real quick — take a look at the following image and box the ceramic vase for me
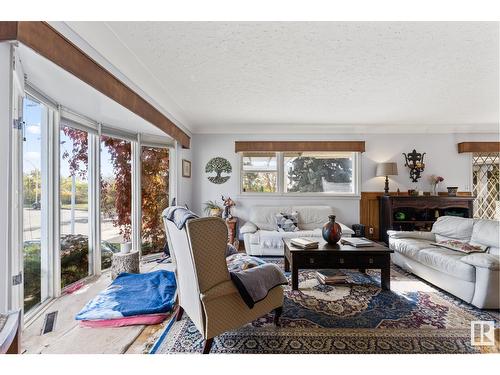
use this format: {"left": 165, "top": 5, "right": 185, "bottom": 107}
{"left": 322, "top": 215, "right": 343, "bottom": 245}
{"left": 431, "top": 182, "right": 439, "bottom": 196}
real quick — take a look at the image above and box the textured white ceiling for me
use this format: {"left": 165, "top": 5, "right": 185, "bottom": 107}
{"left": 66, "top": 22, "right": 499, "bottom": 134}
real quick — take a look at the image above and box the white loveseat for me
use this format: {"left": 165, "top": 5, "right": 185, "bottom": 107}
{"left": 241, "top": 206, "right": 354, "bottom": 256}
{"left": 388, "top": 216, "right": 499, "bottom": 309}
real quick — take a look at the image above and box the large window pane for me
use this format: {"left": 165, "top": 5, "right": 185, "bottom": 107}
{"left": 141, "top": 146, "right": 169, "bottom": 255}
{"left": 242, "top": 154, "right": 277, "bottom": 171}
{"left": 242, "top": 172, "right": 278, "bottom": 193}
{"left": 284, "top": 152, "right": 354, "bottom": 193}
{"left": 23, "top": 95, "right": 50, "bottom": 312}
{"left": 100, "top": 136, "right": 132, "bottom": 269}
{"left": 60, "top": 124, "right": 91, "bottom": 288}
{"left": 241, "top": 152, "right": 278, "bottom": 192}
{"left": 472, "top": 152, "right": 500, "bottom": 220}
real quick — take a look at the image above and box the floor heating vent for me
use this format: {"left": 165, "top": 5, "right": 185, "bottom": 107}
{"left": 41, "top": 311, "right": 58, "bottom": 335}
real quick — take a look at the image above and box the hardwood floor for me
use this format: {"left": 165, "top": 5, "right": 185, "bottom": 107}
{"left": 22, "top": 257, "right": 174, "bottom": 354}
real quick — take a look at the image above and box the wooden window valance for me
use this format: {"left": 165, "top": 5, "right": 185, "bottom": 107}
{"left": 235, "top": 141, "right": 365, "bottom": 153}
{"left": 457, "top": 142, "right": 500, "bottom": 153}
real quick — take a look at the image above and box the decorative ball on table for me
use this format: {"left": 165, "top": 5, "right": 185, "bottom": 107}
{"left": 322, "top": 215, "right": 343, "bottom": 245}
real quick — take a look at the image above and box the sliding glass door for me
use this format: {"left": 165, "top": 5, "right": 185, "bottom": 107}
{"left": 59, "top": 122, "right": 91, "bottom": 288}
{"left": 22, "top": 95, "right": 50, "bottom": 313}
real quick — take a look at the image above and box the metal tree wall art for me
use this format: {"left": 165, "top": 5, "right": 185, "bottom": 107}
{"left": 206, "top": 157, "right": 232, "bottom": 184}
{"left": 403, "top": 149, "right": 426, "bottom": 182}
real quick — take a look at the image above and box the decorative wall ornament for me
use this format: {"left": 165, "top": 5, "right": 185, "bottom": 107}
{"left": 403, "top": 149, "right": 426, "bottom": 183}
{"left": 205, "top": 157, "right": 232, "bottom": 184}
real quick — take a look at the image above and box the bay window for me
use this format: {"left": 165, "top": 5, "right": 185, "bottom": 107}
{"left": 15, "top": 84, "right": 173, "bottom": 318}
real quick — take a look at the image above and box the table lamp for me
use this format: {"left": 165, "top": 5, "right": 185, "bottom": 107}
{"left": 376, "top": 162, "right": 398, "bottom": 195}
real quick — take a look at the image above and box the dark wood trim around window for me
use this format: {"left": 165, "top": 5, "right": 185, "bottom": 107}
{"left": 235, "top": 141, "right": 365, "bottom": 153}
{"left": 457, "top": 142, "right": 500, "bottom": 153}
{"left": 0, "top": 21, "right": 190, "bottom": 148}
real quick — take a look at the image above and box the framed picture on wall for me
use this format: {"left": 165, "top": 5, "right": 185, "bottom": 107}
{"left": 182, "top": 159, "right": 191, "bottom": 178}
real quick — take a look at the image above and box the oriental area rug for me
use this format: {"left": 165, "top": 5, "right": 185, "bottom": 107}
{"left": 151, "top": 260, "right": 499, "bottom": 354}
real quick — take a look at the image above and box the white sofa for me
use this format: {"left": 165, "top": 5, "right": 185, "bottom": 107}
{"left": 241, "top": 206, "right": 354, "bottom": 256}
{"left": 388, "top": 216, "right": 499, "bottom": 309}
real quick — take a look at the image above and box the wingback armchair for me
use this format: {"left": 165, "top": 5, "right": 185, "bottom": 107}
{"left": 164, "top": 216, "right": 284, "bottom": 354}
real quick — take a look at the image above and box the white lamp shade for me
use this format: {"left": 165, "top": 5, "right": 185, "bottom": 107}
{"left": 376, "top": 162, "right": 398, "bottom": 177}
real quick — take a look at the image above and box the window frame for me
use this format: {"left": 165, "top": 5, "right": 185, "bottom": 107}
{"left": 99, "top": 130, "right": 137, "bottom": 268}
{"left": 239, "top": 152, "right": 281, "bottom": 194}
{"left": 20, "top": 88, "right": 58, "bottom": 319}
{"left": 139, "top": 143, "right": 171, "bottom": 257}
{"left": 58, "top": 118, "right": 97, "bottom": 290}
{"left": 471, "top": 151, "right": 500, "bottom": 220}
{"left": 239, "top": 151, "right": 361, "bottom": 197}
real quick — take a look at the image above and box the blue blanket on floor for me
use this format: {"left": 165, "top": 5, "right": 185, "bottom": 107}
{"left": 76, "top": 270, "right": 177, "bottom": 321}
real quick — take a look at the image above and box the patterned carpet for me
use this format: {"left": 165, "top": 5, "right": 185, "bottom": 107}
{"left": 151, "top": 259, "right": 499, "bottom": 354}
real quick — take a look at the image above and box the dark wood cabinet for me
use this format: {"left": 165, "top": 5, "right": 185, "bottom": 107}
{"left": 378, "top": 196, "right": 474, "bottom": 244}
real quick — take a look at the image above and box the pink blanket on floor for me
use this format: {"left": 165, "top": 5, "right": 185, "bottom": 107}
{"left": 79, "top": 313, "right": 169, "bottom": 328}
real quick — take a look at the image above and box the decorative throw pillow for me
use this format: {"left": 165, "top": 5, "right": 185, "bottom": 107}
{"left": 431, "top": 240, "right": 488, "bottom": 254}
{"left": 275, "top": 212, "right": 299, "bottom": 232}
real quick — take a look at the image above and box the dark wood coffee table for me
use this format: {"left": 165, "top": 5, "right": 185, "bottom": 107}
{"left": 283, "top": 239, "right": 394, "bottom": 291}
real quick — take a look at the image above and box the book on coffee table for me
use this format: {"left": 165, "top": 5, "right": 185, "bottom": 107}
{"left": 340, "top": 237, "right": 374, "bottom": 247}
{"left": 290, "top": 237, "right": 319, "bottom": 249}
{"left": 316, "top": 269, "right": 348, "bottom": 284}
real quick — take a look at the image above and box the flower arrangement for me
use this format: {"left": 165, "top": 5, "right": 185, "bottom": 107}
{"left": 429, "top": 175, "right": 444, "bottom": 195}
{"left": 429, "top": 175, "right": 444, "bottom": 185}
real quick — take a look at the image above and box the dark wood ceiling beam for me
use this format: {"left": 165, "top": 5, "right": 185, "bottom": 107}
{"left": 235, "top": 140, "right": 366, "bottom": 153}
{"left": 457, "top": 142, "right": 500, "bottom": 153}
{"left": 0, "top": 21, "right": 190, "bottom": 148}
{"left": 0, "top": 22, "right": 18, "bottom": 41}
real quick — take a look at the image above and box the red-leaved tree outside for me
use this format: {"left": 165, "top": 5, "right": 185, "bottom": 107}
{"left": 62, "top": 127, "right": 169, "bottom": 254}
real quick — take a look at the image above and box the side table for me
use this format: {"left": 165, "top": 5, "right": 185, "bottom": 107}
{"left": 111, "top": 250, "right": 140, "bottom": 280}
{"left": 226, "top": 217, "right": 239, "bottom": 249}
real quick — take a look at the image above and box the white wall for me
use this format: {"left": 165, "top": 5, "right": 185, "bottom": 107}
{"left": 175, "top": 143, "right": 193, "bottom": 209}
{"left": 191, "top": 132, "right": 498, "bottom": 227}
{"left": 0, "top": 43, "right": 11, "bottom": 313}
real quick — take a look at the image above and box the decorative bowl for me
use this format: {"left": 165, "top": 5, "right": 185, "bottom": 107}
{"left": 446, "top": 186, "right": 458, "bottom": 196}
